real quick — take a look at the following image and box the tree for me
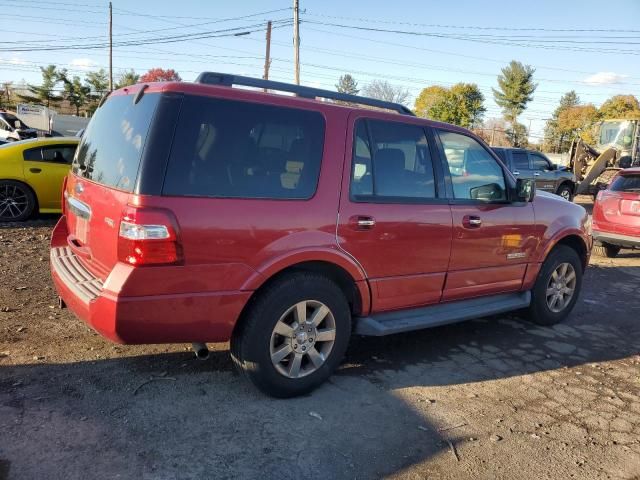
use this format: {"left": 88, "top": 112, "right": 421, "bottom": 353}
{"left": 362, "top": 80, "right": 410, "bottom": 106}
{"left": 599, "top": 94, "right": 640, "bottom": 119}
{"left": 58, "top": 70, "right": 90, "bottom": 116}
{"left": 556, "top": 105, "right": 599, "bottom": 145}
{"left": 506, "top": 122, "right": 529, "bottom": 148}
{"left": 139, "top": 68, "right": 181, "bottom": 83}
{"left": 115, "top": 70, "right": 140, "bottom": 89}
{"left": 543, "top": 90, "right": 581, "bottom": 152}
{"left": 414, "top": 85, "right": 448, "bottom": 118}
{"left": 335, "top": 74, "right": 359, "bottom": 95}
{"left": 84, "top": 69, "right": 109, "bottom": 114}
{"left": 493, "top": 60, "right": 537, "bottom": 145}
{"left": 17, "top": 65, "right": 61, "bottom": 108}
{"left": 414, "top": 83, "right": 485, "bottom": 128}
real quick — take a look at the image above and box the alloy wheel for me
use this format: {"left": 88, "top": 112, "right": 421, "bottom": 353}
{"left": 545, "top": 262, "right": 576, "bottom": 313}
{"left": 269, "top": 300, "right": 336, "bottom": 379}
{"left": 0, "top": 184, "right": 29, "bottom": 220}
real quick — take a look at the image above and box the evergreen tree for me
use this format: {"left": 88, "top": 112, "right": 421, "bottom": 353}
{"left": 17, "top": 65, "right": 61, "bottom": 108}
{"left": 336, "top": 74, "right": 359, "bottom": 95}
{"left": 492, "top": 61, "right": 537, "bottom": 145}
{"left": 115, "top": 70, "right": 140, "bottom": 89}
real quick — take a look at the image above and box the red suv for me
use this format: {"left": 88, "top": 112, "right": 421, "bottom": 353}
{"left": 51, "top": 73, "right": 592, "bottom": 397}
{"left": 592, "top": 168, "right": 640, "bottom": 257}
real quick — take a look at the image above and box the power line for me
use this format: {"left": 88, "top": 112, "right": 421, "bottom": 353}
{"left": 304, "top": 11, "right": 640, "bottom": 34}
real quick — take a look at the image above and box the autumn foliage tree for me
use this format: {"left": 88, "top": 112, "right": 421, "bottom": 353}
{"left": 599, "top": 95, "right": 640, "bottom": 119}
{"left": 415, "top": 83, "right": 486, "bottom": 128}
{"left": 139, "top": 68, "right": 182, "bottom": 83}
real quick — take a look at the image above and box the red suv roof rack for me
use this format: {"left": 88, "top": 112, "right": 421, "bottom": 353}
{"left": 194, "top": 71, "right": 415, "bottom": 116}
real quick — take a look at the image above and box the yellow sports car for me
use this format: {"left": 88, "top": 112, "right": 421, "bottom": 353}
{"left": 0, "top": 137, "right": 79, "bottom": 221}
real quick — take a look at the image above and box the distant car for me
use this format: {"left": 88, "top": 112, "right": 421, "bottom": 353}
{"left": 0, "top": 137, "right": 80, "bottom": 221}
{"left": 592, "top": 168, "right": 640, "bottom": 257}
{"left": 492, "top": 147, "right": 576, "bottom": 201}
{"left": 0, "top": 111, "right": 38, "bottom": 142}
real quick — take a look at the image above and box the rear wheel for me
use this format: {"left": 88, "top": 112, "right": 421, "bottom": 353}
{"left": 593, "top": 242, "right": 620, "bottom": 258}
{"left": 556, "top": 183, "right": 573, "bottom": 201}
{"left": 527, "top": 245, "right": 582, "bottom": 326}
{"left": 231, "top": 273, "right": 351, "bottom": 398}
{"left": 0, "top": 180, "right": 36, "bottom": 222}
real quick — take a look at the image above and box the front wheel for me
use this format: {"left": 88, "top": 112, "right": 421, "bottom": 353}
{"left": 231, "top": 273, "right": 351, "bottom": 398}
{"left": 527, "top": 245, "right": 583, "bottom": 326}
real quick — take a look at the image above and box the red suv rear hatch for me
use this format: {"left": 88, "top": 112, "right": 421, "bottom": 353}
{"left": 593, "top": 171, "right": 640, "bottom": 236}
{"left": 64, "top": 89, "right": 161, "bottom": 280}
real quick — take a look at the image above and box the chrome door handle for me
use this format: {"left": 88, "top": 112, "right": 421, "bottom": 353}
{"left": 357, "top": 218, "right": 376, "bottom": 227}
{"left": 533, "top": 172, "right": 541, "bottom": 176}
{"left": 351, "top": 215, "right": 376, "bottom": 230}
{"left": 513, "top": 171, "right": 520, "bottom": 176}
{"left": 463, "top": 215, "right": 482, "bottom": 228}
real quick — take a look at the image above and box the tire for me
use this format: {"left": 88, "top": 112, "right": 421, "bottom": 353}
{"left": 0, "top": 180, "right": 36, "bottom": 222}
{"left": 231, "top": 273, "right": 351, "bottom": 398}
{"left": 556, "top": 183, "right": 573, "bottom": 201}
{"left": 526, "top": 245, "right": 583, "bottom": 326}
{"left": 593, "top": 242, "right": 620, "bottom": 258}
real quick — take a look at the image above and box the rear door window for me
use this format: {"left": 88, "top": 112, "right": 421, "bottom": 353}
{"left": 72, "top": 92, "right": 160, "bottom": 192}
{"left": 162, "top": 96, "right": 325, "bottom": 199}
{"left": 610, "top": 174, "right": 640, "bottom": 192}
{"left": 350, "top": 119, "right": 436, "bottom": 201}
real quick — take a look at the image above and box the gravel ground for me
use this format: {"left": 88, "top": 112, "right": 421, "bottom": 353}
{"left": 1, "top": 206, "right": 639, "bottom": 480}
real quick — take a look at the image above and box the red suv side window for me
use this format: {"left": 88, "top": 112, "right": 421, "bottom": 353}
{"left": 351, "top": 119, "right": 436, "bottom": 201}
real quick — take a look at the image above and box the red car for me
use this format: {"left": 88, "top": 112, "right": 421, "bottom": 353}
{"left": 51, "top": 74, "right": 591, "bottom": 397}
{"left": 592, "top": 168, "right": 640, "bottom": 257}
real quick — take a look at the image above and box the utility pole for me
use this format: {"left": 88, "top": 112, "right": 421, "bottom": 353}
{"left": 263, "top": 20, "right": 272, "bottom": 91}
{"left": 293, "top": 0, "right": 300, "bottom": 85}
{"left": 109, "top": 1, "right": 113, "bottom": 91}
{"left": 490, "top": 126, "right": 496, "bottom": 146}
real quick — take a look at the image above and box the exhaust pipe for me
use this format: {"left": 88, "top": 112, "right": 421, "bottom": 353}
{"left": 192, "top": 342, "right": 209, "bottom": 360}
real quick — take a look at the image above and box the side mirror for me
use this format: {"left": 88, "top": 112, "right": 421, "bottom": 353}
{"left": 515, "top": 178, "right": 535, "bottom": 202}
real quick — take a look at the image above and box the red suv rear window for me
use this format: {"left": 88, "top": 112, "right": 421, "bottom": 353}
{"left": 610, "top": 174, "right": 640, "bottom": 193}
{"left": 72, "top": 93, "right": 160, "bottom": 192}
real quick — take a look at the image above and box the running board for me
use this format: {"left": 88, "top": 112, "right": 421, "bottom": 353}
{"left": 354, "top": 291, "right": 531, "bottom": 336}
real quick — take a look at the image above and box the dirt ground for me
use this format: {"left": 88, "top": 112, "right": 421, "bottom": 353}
{"left": 1, "top": 202, "right": 639, "bottom": 480}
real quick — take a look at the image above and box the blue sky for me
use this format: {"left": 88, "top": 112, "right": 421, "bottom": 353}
{"left": 1, "top": 0, "right": 639, "bottom": 140}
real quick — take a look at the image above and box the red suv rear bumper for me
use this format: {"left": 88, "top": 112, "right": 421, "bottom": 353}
{"left": 50, "top": 217, "right": 251, "bottom": 344}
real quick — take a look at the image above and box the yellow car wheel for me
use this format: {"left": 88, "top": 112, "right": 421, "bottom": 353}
{"left": 0, "top": 180, "right": 36, "bottom": 222}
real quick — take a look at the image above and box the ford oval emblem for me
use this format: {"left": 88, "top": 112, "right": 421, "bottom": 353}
{"left": 74, "top": 182, "right": 84, "bottom": 195}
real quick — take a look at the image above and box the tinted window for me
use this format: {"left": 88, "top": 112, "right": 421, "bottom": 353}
{"left": 512, "top": 151, "right": 529, "bottom": 170}
{"left": 351, "top": 120, "right": 436, "bottom": 200}
{"left": 438, "top": 130, "right": 506, "bottom": 201}
{"left": 351, "top": 122, "right": 373, "bottom": 196}
{"left": 493, "top": 149, "right": 507, "bottom": 163}
{"left": 23, "top": 147, "right": 42, "bottom": 161}
{"left": 73, "top": 93, "right": 160, "bottom": 192}
{"left": 530, "top": 153, "right": 550, "bottom": 171}
{"left": 43, "top": 145, "right": 76, "bottom": 164}
{"left": 610, "top": 174, "right": 640, "bottom": 192}
{"left": 163, "top": 96, "right": 325, "bottom": 199}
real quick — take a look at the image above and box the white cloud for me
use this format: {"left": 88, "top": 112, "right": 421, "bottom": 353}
{"left": 0, "top": 55, "right": 28, "bottom": 66}
{"left": 69, "top": 58, "right": 97, "bottom": 71}
{"left": 583, "top": 71, "right": 629, "bottom": 85}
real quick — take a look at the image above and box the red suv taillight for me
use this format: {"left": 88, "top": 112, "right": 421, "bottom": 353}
{"left": 117, "top": 206, "right": 182, "bottom": 266}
